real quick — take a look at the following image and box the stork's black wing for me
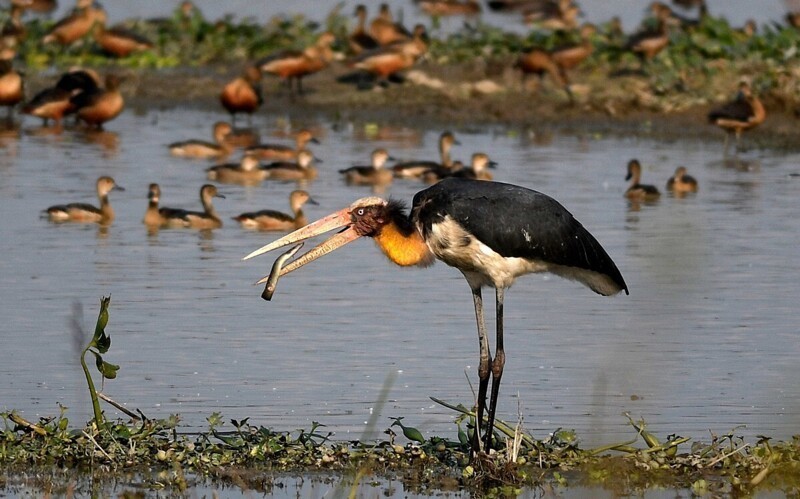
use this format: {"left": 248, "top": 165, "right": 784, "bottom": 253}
{"left": 413, "top": 178, "right": 628, "bottom": 293}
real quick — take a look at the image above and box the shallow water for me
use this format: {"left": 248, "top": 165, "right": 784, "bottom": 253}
{"left": 2, "top": 104, "right": 799, "bottom": 451}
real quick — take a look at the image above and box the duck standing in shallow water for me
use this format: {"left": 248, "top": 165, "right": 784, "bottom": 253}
{"left": 707, "top": 81, "right": 766, "bottom": 153}
{"left": 624, "top": 159, "right": 661, "bottom": 201}
{"left": 220, "top": 65, "right": 262, "bottom": 125}
{"left": 169, "top": 121, "right": 233, "bottom": 159}
{"left": 46, "top": 176, "right": 124, "bottom": 225}
{"left": 233, "top": 190, "right": 318, "bottom": 231}
{"left": 246, "top": 128, "right": 319, "bottom": 161}
{"left": 0, "top": 59, "right": 23, "bottom": 121}
{"left": 666, "top": 166, "right": 698, "bottom": 194}
{"left": 339, "top": 148, "right": 394, "bottom": 186}
{"left": 21, "top": 68, "right": 100, "bottom": 127}
{"left": 260, "top": 149, "right": 319, "bottom": 181}
{"left": 70, "top": 74, "right": 124, "bottom": 129}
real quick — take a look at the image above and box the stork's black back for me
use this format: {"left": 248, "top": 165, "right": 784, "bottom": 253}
{"left": 412, "top": 178, "right": 628, "bottom": 295}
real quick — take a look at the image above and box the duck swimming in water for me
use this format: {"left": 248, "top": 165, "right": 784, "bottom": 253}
{"left": 157, "top": 184, "right": 225, "bottom": 229}
{"left": 393, "top": 130, "right": 460, "bottom": 179}
{"left": 246, "top": 128, "right": 319, "bottom": 161}
{"left": 45, "top": 176, "right": 124, "bottom": 225}
{"left": 206, "top": 153, "right": 267, "bottom": 185}
{"left": 424, "top": 152, "right": 496, "bottom": 182}
{"left": 233, "top": 190, "right": 318, "bottom": 231}
{"left": 169, "top": 121, "right": 234, "bottom": 159}
{"left": 260, "top": 149, "right": 319, "bottom": 181}
{"left": 624, "top": 159, "right": 661, "bottom": 201}
{"left": 339, "top": 148, "right": 394, "bottom": 186}
{"left": 665, "top": 166, "right": 698, "bottom": 194}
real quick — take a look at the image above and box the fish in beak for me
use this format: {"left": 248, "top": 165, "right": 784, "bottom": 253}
{"left": 243, "top": 197, "right": 386, "bottom": 285}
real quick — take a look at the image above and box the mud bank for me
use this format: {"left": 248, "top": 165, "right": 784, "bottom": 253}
{"left": 27, "top": 60, "right": 792, "bottom": 150}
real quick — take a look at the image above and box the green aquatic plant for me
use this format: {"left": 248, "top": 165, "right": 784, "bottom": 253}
{"left": 2, "top": 403, "right": 800, "bottom": 496}
{"left": 390, "top": 416, "right": 426, "bottom": 444}
{"left": 78, "top": 296, "right": 119, "bottom": 430}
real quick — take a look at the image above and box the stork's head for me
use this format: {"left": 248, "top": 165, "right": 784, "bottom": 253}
{"left": 243, "top": 197, "right": 392, "bottom": 283}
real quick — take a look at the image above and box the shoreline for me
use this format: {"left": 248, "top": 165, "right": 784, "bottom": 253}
{"left": 20, "top": 62, "right": 798, "bottom": 151}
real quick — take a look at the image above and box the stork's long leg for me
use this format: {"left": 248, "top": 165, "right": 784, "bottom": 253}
{"left": 470, "top": 285, "right": 491, "bottom": 456}
{"left": 485, "top": 287, "right": 506, "bottom": 450}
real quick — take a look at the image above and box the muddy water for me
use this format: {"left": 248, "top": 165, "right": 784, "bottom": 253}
{"left": 1, "top": 106, "right": 799, "bottom": 450}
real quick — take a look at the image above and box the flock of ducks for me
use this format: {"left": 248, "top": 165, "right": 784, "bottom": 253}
{"left": 0, "top": 0, "right": 770, "bottom": 142}
{"left": 42, "top": 115, "right": 701, "bottom": 232}
{"left": 40, "top": 113, "right": 508, "bottom": 230}
{"left": 0, "top": 0, "right": 771, "bottom": 229}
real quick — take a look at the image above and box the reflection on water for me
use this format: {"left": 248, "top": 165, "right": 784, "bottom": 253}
{"left": 1, "top": 106, "right": 800, "bottom": 451}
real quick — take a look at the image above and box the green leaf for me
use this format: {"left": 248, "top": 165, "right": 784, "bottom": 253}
{"left": 96, "top": 330, "right": 111, "bottom": 354}
{"left": 95, "top": 355, "right": 120, "bottom": 379}
{"left": 91, "top": 296, "right": 111, "bottom": 352}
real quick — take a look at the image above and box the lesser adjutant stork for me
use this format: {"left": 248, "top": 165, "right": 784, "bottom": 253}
{"left": 244, "top": 177, "right": 628, "bottom": 456}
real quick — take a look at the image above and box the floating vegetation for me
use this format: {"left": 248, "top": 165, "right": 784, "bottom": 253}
{"left": 3, "top": 406, "right": 800, "bottom": 496}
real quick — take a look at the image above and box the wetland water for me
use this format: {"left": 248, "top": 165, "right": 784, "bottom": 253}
{"left": 1, "top": 106, "right": 799, "bottom": 451}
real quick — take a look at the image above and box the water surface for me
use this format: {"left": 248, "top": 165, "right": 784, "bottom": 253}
{"left": 2, "top": 104, "right": 799, "bottom": 449}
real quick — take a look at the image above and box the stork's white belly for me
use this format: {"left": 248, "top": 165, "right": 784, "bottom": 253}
{"left": 423, "top": 216, "right": 623, "bottom": 295}
{"left": 425, "top": 217, "right": 549, "bottom": 289}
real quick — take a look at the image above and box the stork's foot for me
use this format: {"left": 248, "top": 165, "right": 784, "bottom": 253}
{"left": 467, "top": 448, "right": 525, "bottom": 485}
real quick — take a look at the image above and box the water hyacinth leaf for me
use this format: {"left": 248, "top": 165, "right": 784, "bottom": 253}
{"left": 95, "top": 330, "right": 111, "bottom": 354}
{"left": 95, "top": 355, "right": 120, "bottom": 379}
{"left": 91, "top": 296, "right": 112, "bottom": 353}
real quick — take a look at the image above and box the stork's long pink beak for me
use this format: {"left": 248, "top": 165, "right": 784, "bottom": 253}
{"left": 242, "top": 206, "right": 363, "bottom": 284}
